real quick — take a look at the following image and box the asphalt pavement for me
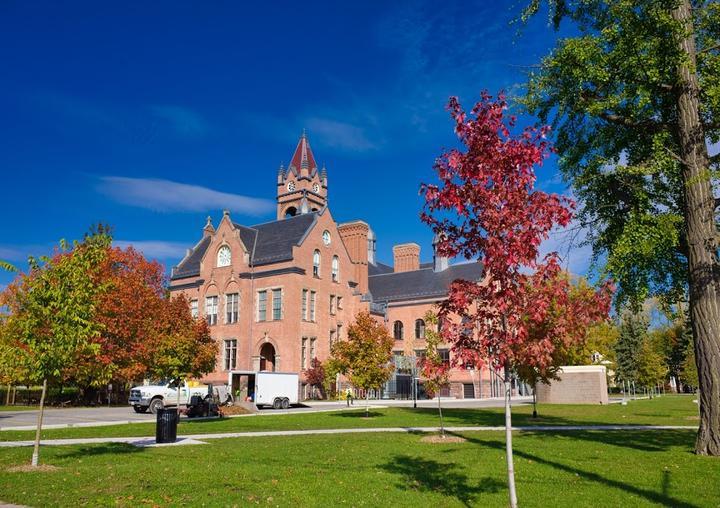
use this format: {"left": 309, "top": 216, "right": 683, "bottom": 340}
{"left": 0, "top": 396, "right": 532, "bottom": 431}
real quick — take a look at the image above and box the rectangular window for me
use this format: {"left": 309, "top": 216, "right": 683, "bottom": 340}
{"left": 226, "top": 293, "right": 239, "bottom": 324}
{"left": 337, "top": 296, "right": 343, "bottom": 310}
{"left": 258, "top": 290, "right": 267, "bottom": 322}
{"left": 301, "top": 337, "right": 307, "bottom": 370}
{"left": 330, "top": 295, "right": 336, "bottom": 315}
{"left": 301, "top": 289, "right": 308, "bottom": 321}
{"left": 224, "top": 339, "right": 237, "bottom": 371}
{"left": 205, "top": 296, "right": 218, "bottom": 326}
{"left": 190, "top": 299, "right": 198, "bottom": 319}
{"left": 310, "top": 291, "right": 316, "bottom": 322}
{"left": 310, "top": 337, "right": 316, "bottom": 363}
{"left": 272, "top": 288, "right": 282, "bottom": 321}
{"left": 337, "top": 323, "right": 343, "bottom": 341}
{"left": 439, "top": 349, "right": 450, "bottom": 367}
{"left": 329, "top": 329, "right": 336, "bottom": 348}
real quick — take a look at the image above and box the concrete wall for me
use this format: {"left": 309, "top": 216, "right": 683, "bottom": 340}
{"left": 536, "top": 366, "right": 609, "bottom": 405}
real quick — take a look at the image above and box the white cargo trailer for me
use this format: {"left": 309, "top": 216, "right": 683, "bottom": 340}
{"left": 228, "top": 371, "right": 299, "bottom": 409}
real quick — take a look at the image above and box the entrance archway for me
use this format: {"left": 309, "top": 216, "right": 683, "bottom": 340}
{"left": 259, "top": 342, "right": 276, "bottom": 372}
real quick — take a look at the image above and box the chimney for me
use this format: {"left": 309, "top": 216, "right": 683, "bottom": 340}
{"left": 393, "top": 243, "right": 420, "bottom": 273}
{"left": 432, "top": 234, "right": 449, "bottom": 272}
{"left": 338, "top": 221, "right": 370, "bottom": 295}
{"left": 367, "top": 229, "right": 377, "bottom": 265}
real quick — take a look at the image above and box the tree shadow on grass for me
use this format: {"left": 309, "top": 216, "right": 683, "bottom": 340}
{"left": 379, "top": 455, "right": 503, "bottom": 507}
{"left": 55, "top": 442, "right": 143, "bottom": 459}
{"left": 463, "top": 434, "right": 700, "bottom": 508}
{"left": 328, "top": 410, "right": 384, "bottom": 419}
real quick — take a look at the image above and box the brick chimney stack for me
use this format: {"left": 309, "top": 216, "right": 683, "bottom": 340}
{"left": 393, "top": 243, "right": 420, "bottom": 273}
{"left": 338, "top": 221, "right": 370, "bottom": 295}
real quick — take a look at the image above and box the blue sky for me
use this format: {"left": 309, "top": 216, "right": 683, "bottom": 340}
{"left": 0, "top": 0, "right": 584, "bottom": 287}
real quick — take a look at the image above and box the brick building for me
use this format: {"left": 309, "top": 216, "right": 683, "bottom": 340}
{"left": 169, "top": 133, "right": 495, "bottom": 399}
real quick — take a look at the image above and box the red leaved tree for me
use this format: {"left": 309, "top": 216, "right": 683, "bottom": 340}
{"left": 421, "top": 93, "right": 612, "bottom": 507}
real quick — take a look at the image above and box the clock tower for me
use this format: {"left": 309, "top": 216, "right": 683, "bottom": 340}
{"left": 276, "top": 131, "right": 328, "bottom": 220}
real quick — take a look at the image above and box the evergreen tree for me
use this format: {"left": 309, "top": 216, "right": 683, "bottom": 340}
{"left": 614, "top": 312, "right": 648, "bottom": 386}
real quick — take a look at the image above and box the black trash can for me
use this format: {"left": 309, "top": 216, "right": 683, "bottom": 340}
{"left": 155, "top": 408, "right": 179, "bottom": 443}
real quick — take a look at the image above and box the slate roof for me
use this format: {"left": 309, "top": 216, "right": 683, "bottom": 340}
{"left": 368, "top": 261, "right": 393, "bottom": 276}
{"left": 368, "top": 261, "right": 484, "bottom": 303}
{"left": 171, "top": 213, "right": 317, "bottom": 280}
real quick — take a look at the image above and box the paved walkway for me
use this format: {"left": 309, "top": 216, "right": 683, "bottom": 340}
{"left": 0, "top": 425, "right": 697, "bottom": 449}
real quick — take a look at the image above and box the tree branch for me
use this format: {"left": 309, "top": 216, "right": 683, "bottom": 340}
{"left": 698, "top": 41, "right": 720, "bottom": 55}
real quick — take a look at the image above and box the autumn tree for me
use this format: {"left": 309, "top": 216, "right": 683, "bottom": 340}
{"left": 0, "top": 228, "right": 111, "bottom": 467}
{"left": 305, "top": 358, "right": 327, "bottom": 399}
{"left": 422, "top": 93, "right": 612, "bottom": 507}
{"left": 637, "top": 336, "right": 667, "bottom": 395}
{"left": 522, "top": 0, "right": 720, "bottom": 455}
{"left": 329, "top": 311, "right": 394, "bottom": 416}
{"left": 420, "top": 312, "right": 451, "bottom": 437}
{"left": 147, "top": 294, "right": 217, "bottom": 411}
{"left": 516, "top": 273, "right": 611, "bottom": 418}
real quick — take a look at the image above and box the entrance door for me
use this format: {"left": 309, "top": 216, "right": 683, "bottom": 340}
{"left": 463, "top": 383, "right": 475, "bottom": 399}
{"left": 259, "top": 343, "right": 276, "bottom": 372}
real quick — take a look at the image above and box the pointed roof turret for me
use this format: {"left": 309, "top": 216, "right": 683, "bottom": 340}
{"left": 287, "top": 130, "right": 318, "bottom": 177}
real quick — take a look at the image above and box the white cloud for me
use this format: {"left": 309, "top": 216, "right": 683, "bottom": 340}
{"left": 114, "top": 240, "right": 189, "bottom": 260}
{"left": 305, "top": 117, "right": 378, "bottom": 152}
{"left": 151, "top": 105, "right": 209, "bottom": 136}
{"left": 96, "top": 176, "right": 274, "bottom": 216}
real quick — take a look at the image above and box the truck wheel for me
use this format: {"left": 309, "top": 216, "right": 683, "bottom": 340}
{"left": 133, "top": 405, "right": 148, "bottom": 414}
{"left": 149, "top": 398, "right": 164, "bottom": 414}
{"left": 272, "top": 398, "right": 282, "bottom": 410}
{"left": 281, "top": 398, "right": 290, "bottom": 409}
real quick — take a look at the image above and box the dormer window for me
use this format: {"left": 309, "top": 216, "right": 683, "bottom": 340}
{"left": 217, "top": 246, "right": 231, "bottom": 267}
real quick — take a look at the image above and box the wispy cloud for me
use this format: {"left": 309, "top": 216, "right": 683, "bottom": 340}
{"left": 96, "top": 176, "right": 274, "bottom": 216}
{"left": 150, "top": 105, "right": 209, "bottom": 137}
{"left": 305, "top": 117, "right": 378, "bottom": 152}
{"left": 114, "top": 240, "right": 189, "bottom": 260}
{"left": 0, "top": 244, "right": 54, "bottom": 262}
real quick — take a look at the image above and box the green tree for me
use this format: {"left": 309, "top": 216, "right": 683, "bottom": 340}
{"left": 0, "top": 228, "right": 111, "bottom": 466}
{"left": 614, "top": 311, "right": 648, "bottom": 390}
{"left": 329, "top": 311, "right": 394, "bottom": 416}
{"left": 0, "top": 261, "right": 16, "bottom": 272}
{"left": 522, "top": 0, "right": 720, "bottom": 454}
{"left": 682, "top": 344, "right": 700, "bottom": 390}
{"left": 637, "top": 336, "right": 667, "bottom": 394}
{"left": 419, "top": 312, "right": 450, "bottom": 436}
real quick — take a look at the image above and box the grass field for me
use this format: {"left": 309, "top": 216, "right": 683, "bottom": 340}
{"left": 0, "top": 395, "right": 700, "bottom": 442}
{"left": 1, "top": 429, "right": 717, "bottom": 507}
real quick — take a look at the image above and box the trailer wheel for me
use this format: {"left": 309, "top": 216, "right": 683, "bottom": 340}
{"left": 272, "top": 398, "right": 282, "bottom": 410}
{"left": 281, "top": 398, "right": 290, "bottom": 409}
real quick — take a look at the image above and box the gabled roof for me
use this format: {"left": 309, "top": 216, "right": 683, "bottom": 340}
{"left": 368, "top": 261, "right": 484, "bottom": 303}
{"left": 170, "top": 213, "right": 318, "bottom": 280}
{"left": 286, "top": 131, "right": 318, "bottom": 178}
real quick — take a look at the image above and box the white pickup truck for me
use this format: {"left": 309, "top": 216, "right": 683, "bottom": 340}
{"left": 128, "top": 380, "right": 209, "bottom": 414}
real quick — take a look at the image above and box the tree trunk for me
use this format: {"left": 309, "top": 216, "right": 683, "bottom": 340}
{"left": 365, "top": 391, "right": 370, "bottom": 417}
{"left": 504, "top": 365, "right": 518, "bottom": 508}
{"left": 437, "top": 393, "right": 445, "bottom": 438}
{"left": 532, "top": 388, "right": 538, "bottom": 418}
{"left": 672, "top": 0, "right": 720, "bottom": 456}
{"left": 31, "top": 379, "right": 48, "bottom": 467}
{"left": 5, "top": 385, "right": 10, "bottom": 406}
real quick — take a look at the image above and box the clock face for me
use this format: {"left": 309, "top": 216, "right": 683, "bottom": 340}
{"left": 287, "top": 181, "right": 296, "bottom": 192}
{"left": 312, "top": 183, "right": 320, "bottom": 193}
{"left": 322, "top": 230, "right": 331, "bottom": 246}
{"left": 217, "top": 246, "right": 231, "bottom": 267}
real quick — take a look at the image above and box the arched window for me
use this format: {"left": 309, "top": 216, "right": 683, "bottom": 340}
{"left": 415, "top": 319, "right": 426, "bottom": 339}
{"left": 284, "top": 206, "right": 297, "bottom": 218}
{"left": 217, "top": 245, "right": 231, "bottom": 267}
{"left": 331, "top": 256, "right": 339, "bottom": 282}
{"left": 313, "top": 250, "right": 321, "bottom": 277}
{"left": 393, "top": 321, "right": 404, "bottom": 340}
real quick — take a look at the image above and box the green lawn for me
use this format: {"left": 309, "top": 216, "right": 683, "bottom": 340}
{"left": 1, "top": 429, "right": 717, "bottom": 507}
{"left": 0, "top": 395, "right": 699, "bottom": 442}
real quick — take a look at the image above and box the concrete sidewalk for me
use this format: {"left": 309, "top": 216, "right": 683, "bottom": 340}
{"left": 0, "top": 424, "right": 697, "bottom": 449}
